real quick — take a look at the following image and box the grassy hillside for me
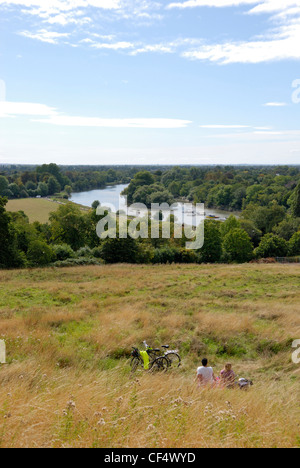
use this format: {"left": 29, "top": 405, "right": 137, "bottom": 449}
{"left": 6, "top": 198, "right": 61, "bottom": 223}
{"left": 6, "top": 198, "right": 89, "bottom": 223}
{"left": 0, "top": 264, "right": 299, "bottom": 448}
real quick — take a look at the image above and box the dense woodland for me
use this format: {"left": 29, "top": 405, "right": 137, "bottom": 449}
{"left": 0, "top": 164, "right": 300, "bottom": 269}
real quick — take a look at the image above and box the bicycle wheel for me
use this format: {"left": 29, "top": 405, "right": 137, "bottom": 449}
{"left": 165, "top": 352, "right": 181, "bottom": 368}
{"left": 149, "top": 356, "right": 169, "bottom": 372}
{"left": 130, "top": 357, "right": 141, "bottom": 372}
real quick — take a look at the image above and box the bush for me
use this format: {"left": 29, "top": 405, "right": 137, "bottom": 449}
{"left": 27, "top": 240, "right": 54, "bottom": 266}
{"left": 52, "top": 257, "right": 103, "bottom": 267}
{"left": 152, "top": 247, "right": 178, "bottom": 264}
{"left": 255, "top": 234, "right": 289, "bottom": 259}
{"left": 92, "top": 246, "right": 103, "bottom": 258}
{"left": 76, "top": 246, "right": 94, "bottom": 258}
{"left": 101, "top": 237, "right": 140, "bottom": 264}
{"left": 52, "top": 244, "right": 75, "bottom": 261}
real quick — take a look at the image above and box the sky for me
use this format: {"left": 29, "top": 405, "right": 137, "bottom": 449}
{"left": 0, "top": 0, "right": 300, "bottom": 166}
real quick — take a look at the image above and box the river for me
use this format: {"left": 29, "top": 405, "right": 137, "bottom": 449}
{"left": 70, "top": 184, "right": 239, "bottom": 224}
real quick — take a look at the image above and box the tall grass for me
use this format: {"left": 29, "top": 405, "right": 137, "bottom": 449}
{"left": 0, "top": 264, "right": 299, "bottom": 447}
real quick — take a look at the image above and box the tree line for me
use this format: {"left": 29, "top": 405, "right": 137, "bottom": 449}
{"left": 0, "top": 164, "right": 142, "bottom": 200}
{"left": 124, "top": 165, "right": 300, "bottom": 212}
{"left": 0, "top": 169, "right": 299, "bottom": 269}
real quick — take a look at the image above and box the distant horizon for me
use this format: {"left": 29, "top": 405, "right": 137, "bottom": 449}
{"left": 1, "top": 163, "right": 300, "bottom": 168}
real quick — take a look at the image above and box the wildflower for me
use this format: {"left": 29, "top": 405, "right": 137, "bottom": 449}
{"left": 147, "top": 424, "right": 156, "bottom": 431}
{"left": 97, "top": 418, "right": 106, "bottom": 426}
{"left": 66, "top": 400, "right": 76, "bottom": 411}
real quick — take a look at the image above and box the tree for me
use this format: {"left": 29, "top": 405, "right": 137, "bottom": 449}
{"left": 49, "top": 203, "right": 88, "bottom": 250}
{"left": 242, "top": 202, "right": 286, "bottom": 234}
{"left": 64, "top": 185, "right": 72, "bottom": 197}
{"left": 101, "top": 237, "right": 140, "bottom": 264}
{"left": 290, "top": 182, "right": 300, "bottom": 218}
{"left": 239, "top": 219, "right": 262, "bottom": 247}
{"left": 8, "top": 183, "right": 20, "bottom": 198}
{"left": 273, "top": 216, "right": 300, "bottom": 241}
{"left": 37, "top": 182, "right": 48, "bottom": 197}
{"left": 199, "top": 220, "right": 222, "bottom": 263}
{"left": 47, "top": 176, "right": 61, "bottom": 195}
{"left": 149, "top": 190, "right": 174, "bottom": 205}
{"left": 254, "top": 234, "right": 288, "bottom": 259}
{"left": 223, "top": 228, "right": 253, "bottom": 263}
{"left": 92, "top": 200, "right": 100, "bottom": 210}
{"left": 0, "top": 176, "right": 9, "bottom": 196}
{"left": 220, "top": 215, "right": 239, "bottom": 238}
{"left": 27, "top": 240, "right": 54, "bottom": 266}
{"left": 0, "top": 197, "right": 23, "bottom": 268}
{"left": 288, "top": 232, "right": 300, "bottom": 256}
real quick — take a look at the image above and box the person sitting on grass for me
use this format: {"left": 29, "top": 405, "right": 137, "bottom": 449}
{"left": 196, "top": 358, "right": 216, "bottom": 388}
{"left": 220, "top": 363, "right": 236, "bottom": 388}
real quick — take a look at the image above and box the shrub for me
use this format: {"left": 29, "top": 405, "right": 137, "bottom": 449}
{"left": 52, "top": 244, "right": 75, "bottom": 261}
{"left": 52, "top": 257, "right": 103, "bottom": 267}
{"left": 27, "top": 240, "right": 54, "bottom": 266}
{"left": 92, "top": 246, "right": 103, "bottom": 258}
{"left": 152, "top": 247, "right": 178, "bottom": 264}
{"left": 101, "top": 237, "right": 140, "bottom": 264}
{"left": 76, "top": 246, "right": 94, "bottom": 258}
{"left": 255, "top": 234, "right": 289, "bottom": 259}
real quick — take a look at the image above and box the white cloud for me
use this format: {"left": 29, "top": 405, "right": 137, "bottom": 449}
{"left": 0, "top": 0, "right": 120, "bottom": 11}
{"left": 20, "top": 29, "right": 70, "bottom": 44}
{"left": 0, "top": 99, "right": 191, "bottom": 128}
{"left": 131, "top": 43, "right": 174, "bottom": 55}
{"left": 91, "top": 41, "right": 135, "bottom": 50}
{"left": 0, "top": 101, "right": 57, "bottom": 117}
{"left": 199, "top": 124, "right": 251, "bottom": 129}
{"left": 169, "top": 1, "right": 300, "bottom": 64}
{"left": 183, "top": 29, "right": 300, "bottom": 63}
{"left": 264, "top": 102, "right": 287, "bottom": 107}
{"left": 0, "top": 0, "right": 160, "bottom": 26}
{"left": 167, "top": 0, "right": 257, "bottom": 10}
{"left": 35, "top": 115, "right": 192, "bottom": 128}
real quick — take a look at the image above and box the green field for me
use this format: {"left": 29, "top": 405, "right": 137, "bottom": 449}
{"left": 6, "top": 198, "right": 88, "bottom": 223}
{"left": 0, "top": 263, "right": 299, "bottom": 448}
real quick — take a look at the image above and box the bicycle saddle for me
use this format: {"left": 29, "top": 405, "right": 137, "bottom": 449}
{"left": 162, "top": 345, "right": 169, "bottom": 349}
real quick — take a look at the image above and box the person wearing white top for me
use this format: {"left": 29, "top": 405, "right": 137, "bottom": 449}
{"left": 196, "top": 358, "right": 215, "bottom": 387}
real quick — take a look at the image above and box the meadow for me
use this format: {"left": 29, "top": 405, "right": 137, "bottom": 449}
{"left": 0, "top": 263, "right": 299, "bottom": 448}
{"left": 6, "top": 198, "right": 88, "bottom": 224}
{"left": 6, "top": 198, "right": 62, "bottom": 224}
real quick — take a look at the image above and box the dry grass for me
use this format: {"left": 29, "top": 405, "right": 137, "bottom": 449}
{"left": 6, "top": 198, "right": 87, "bottom": 223}
{"left": 0, "top": 264, "right": 299, "bottom": 448}
{"left": 6, "top": 198, "right": 60, "bottom": 223}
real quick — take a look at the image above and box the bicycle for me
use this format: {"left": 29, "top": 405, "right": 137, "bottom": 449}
{"left": 143, "top": 341, "right": 181, "bottom": 368}
{"left": 130, "top": 347, "right": 169, "bottom": 373}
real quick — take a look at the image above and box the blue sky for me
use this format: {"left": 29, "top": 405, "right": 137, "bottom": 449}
{"left": 0, "top": 0, "right": 300, "bottom": 165}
